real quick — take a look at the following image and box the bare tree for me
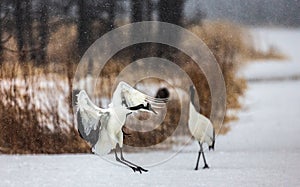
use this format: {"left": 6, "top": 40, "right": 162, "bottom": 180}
{"left": 158, "top": 0, "right": 185, "bottom": 26}
{"left": 77, "top": 0, "right": 92, "bottom": 58}
{"left": 0, "top": 2, "right": 4, "bottom": 63}
{"left": 24, "top": 0, "right": 35, "bottom": 60}
{"left": 130, "top": 0, "right": 143, "bottom": 60}
{"left": 14, "top": 0, "right": 25, "bottom": 62}
{"left": 144, "top": 0, "right": 153, "bottom": 21}
{"left": 107, "top": 0, "right": 116, "bottom": 31}
{"left": 0, "top": 1, "right": 13, "bottom": 64}
{"left": 131, "top": 0, "right": 143, "bottom": 23}
{"left": 12, "top": 0, "right": 36, "bottom": 63}
{"left": 156, "top": 0, "right": 186, "bottom": 59}
{"left": 37, "top": 0, "right": 49, "bottom": 65}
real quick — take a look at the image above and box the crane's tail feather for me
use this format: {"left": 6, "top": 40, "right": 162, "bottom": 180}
{"left": 209, "top": 129, "right": 215, "bottom": 151}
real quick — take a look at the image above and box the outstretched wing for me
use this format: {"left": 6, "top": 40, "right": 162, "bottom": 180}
{"left": 111, "top": 81, "right": 168, "bottom": 108}
{"left": 76, "top": 90, "right": 107, "bottom": 146}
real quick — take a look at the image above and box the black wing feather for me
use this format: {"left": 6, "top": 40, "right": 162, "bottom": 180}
{"left": 77, "top": 111, "right": 100, "bottom": 146}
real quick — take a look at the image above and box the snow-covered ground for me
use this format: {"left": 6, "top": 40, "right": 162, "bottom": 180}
{"left": 1, "top": 28, "right": 300, "bottom": 186}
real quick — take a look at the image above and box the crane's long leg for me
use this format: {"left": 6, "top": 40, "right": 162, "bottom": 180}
{"left": 119, "top": 146, "right": 148, "bottom": 172}
{"left": 194, "top": 144, "right": 202, "bottom": 170}
{"left": 114, "top": 144, "right": 148, "bottom": 173}
{"left": 199, "top": 142, "right": 209, "bottom": 169}
{"left": 114, "top": 148, "right": 142, "bottom": 173}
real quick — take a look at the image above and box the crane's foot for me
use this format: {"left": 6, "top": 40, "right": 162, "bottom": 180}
{"left": 137, "top": 166, "right": 148, "bottom": 172}
{"left": 203, "top": 164, "right": 209, "bottom": 169}
{"left": 131, "top": 166, "right": 148, "bottom": 174}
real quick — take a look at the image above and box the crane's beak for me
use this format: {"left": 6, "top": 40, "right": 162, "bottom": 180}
{"left": 147, "top": 103, "right": 158, "bottom": 115}
{"left": 149, "top": 106, "right": 157, "bottom": 115}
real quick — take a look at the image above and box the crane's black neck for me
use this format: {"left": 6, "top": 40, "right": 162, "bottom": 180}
{"left": 127, "top": 103, "right": 157, "bottom": 114}
{"left": 127, "top": 103, "right": 148, "bottom": 111}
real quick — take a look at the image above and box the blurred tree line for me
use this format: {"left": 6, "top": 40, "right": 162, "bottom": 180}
{"left": 0, "top": 0, "right": 298, "bottom": 66}
{"left": 0, "top": 0, "right": 203, "bottom": 66}
{"left": 191, "top": 0, "right": 300, "bottom": 27}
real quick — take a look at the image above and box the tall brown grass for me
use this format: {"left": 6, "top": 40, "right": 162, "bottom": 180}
{"left": 0, "top": 62, "right": 90, "bottom": 154}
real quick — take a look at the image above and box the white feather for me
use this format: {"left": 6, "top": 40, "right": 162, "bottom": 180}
{"left": 77, "top": 90, "right": 107, "bottom": 135}
{"left": 112, "top": 81, "right": 167, "bottom": 108}
{"left": 188, "top": 102, "right": 214, "bottom": 146}
{"left": 93, "top": 129, "right": 115, "bottom": 155}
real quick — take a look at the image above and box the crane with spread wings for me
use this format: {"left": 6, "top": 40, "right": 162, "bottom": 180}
{"left": 76, "top": 81, "right": 168, "bottom": 173}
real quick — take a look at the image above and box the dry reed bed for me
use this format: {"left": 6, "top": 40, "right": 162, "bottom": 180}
{"left": 0, "top": 63, "right": 90, "bottom": 154}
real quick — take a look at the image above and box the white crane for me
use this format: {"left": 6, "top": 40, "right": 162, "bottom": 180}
{"left": 76, "top": 81, "right": 167, "bottom": 173}
{"left": 188, "top": 85, "right": 215, "bottom": 170}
